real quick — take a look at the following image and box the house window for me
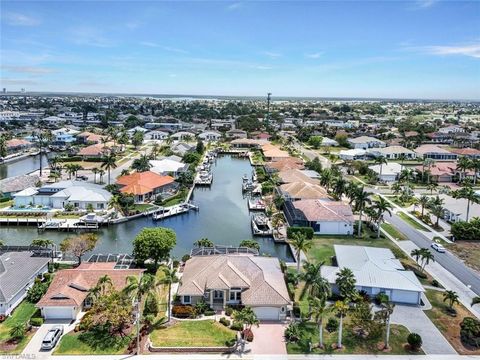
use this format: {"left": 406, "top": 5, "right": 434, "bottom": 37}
{"left": 183, "top": 295, "right": 191, "bottom": 304}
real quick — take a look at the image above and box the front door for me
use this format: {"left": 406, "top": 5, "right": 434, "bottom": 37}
{"left": 213, "top": 290, "right": 224, "bottom": 300}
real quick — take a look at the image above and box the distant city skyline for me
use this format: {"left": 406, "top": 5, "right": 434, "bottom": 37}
{"left": 1, "top": 0, "right": 479, "bottom": 100}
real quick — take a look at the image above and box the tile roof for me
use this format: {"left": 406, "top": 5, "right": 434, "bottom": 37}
{"left": 265, "top": 157, "right": 304, "bottom": 172}
{"left": 415, "top": 144, "right": 453, "bottom": 155}
{"left": 37, "top": 263, "right": 143, "bottom": 307}
{"left": 451, "top": 148, "right": 480, "bottom": 156}
{"left": 117, "top": 171, "right": 175, "bottom": 195}
{"left": 0, "top": 174, "right": 40, "bottom": 194}
{"left": 178, "top": 255, "right": 291, "bottom": 306}
{"left": 6, "top": 139, "right": 32, "bottom": 148}
{"left": 261, "top": 143, "right": 290, "bottom": 158}
{"left": 278, "top": 169, "right": 317, "bottom": 184}
{"left": 279, "top": 181, "right": 329, "bottom": 199}
{"left": 78, "top": 143, "right": 108, "bottom": 156}
{"left": 292, "top": 199, "right": 354, "bottom": 222}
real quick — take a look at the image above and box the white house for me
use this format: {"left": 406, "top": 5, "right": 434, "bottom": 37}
{"left": 368, "top": 162, "right": 403, "bottom": 182}
{"left": 367, "top": 146, "right": 417, "bottom": 160}
{"left": 348, "top": 136, "right": 386, "bottom": 150}
{"left": 322, "top": 245, "right": 424, "bottom": 304}
{"left": 198, "top": 131, "right": 221, "bottom": 142}
{"left": 339, "top": 148, "right": 366, "bottom": 160}
{"left": 171, "top": 131, "right": 196, "bottom": 141}
{"left": 0, "top": 252, "right": 50, "bottom": 316}
{"left": 149, "top": 158, "right": 189, "bottom": 177}
{"left": 13, "top": 180, "right": 112, "bottom": 210}
{"left": 321, "top": 137, "right": 339, "bottom": 147}
{"left": 146, "top": 130, "right": 169, "bottom": 140}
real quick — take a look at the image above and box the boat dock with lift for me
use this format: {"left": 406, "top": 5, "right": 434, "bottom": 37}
{"left": 152, "top": 202, "right": 199, "bottom": 221}
{"left": 251, "top": 213, "right": 273, "bottom": 236}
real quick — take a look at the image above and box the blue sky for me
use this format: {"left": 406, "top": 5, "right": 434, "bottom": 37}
{"left": 1, "top": 0, "right": 479, "bottom": 99}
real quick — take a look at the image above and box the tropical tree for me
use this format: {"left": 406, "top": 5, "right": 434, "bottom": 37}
{"left": 410, "top": 248, "right": 423, "bottom": 268}
{"left": 9, "top": 322, "right": 27, "bottom": 340}
{"left": 232, "top": 306, "right": 259, "bottom": 331}
{"left": 452, "top": 185, "right": 480, "bottom": 222}
{"left": 350, "top": 186, "right": 372, "bottom": 237}
{"left": 420, "top": 248, "right": 435, "bottom": 272}
{"left": 158, "top": 267, "right": 179, "bottom": 322}
{"left": 334, "top": 300, "right": 349, "bottom": 349}
{"left": 98, "top": 169, "right": 105, "bottom": 184}
{"left": 132, "top": 227, "right": 176, "bottom": 269}
{"left": 60, "top": 233, "right": 98, "bottom": 265}
{"left": 426, "top": 182, "right": 438, "bottom": 195}
{"left": 418, "top": 195, "right": 430, "bottom": 217}
{"left": 101, "top": 153, "right": 117, "bottom": 185}
{"left": 123, "top": 273, "right": 156, "bottom": 317}
{"left": 89, "top": 275, "right": 114, "bottom": 300}
{"left": 335, "top": 267, "right": 357, "bottom": 301}
{"left": 443, "top": 290, "right": 460, "bottom": 311}
{"left": 391, "top": 182, "right": 402, "bottom": 196}
{"left": 289, "top": 232, "right": 313, "bottom": 273}
{"left": 372, "top": 197, "right": 393, "bottom": 238}
{"left": 131, "top": 154, "right": 151, "bottom": 172}
{"left": 270, "top": 212, "right": 285, "bottom": 237}
{"left": 378, "top": 296, "right": 395, "bottom": 349}
{"left": 92, "top": 168, "right": 99, "bottom": 184}
{"left": 374, "top": 156, "right": 388, "bottom": 180}
{"left": 194, "top": 238, "right": 214, "bottom": 247}
{"left": 456, "top": 156, "right": 472, "bottom": 182}
{"left": 470, "top": 158, "right": 480, "bottom": 185}
{"left": 239, "top": 239, "right": 260, "bottom": 251}
{"left": 309, "top": 296, "right": 330, "bottom": 349}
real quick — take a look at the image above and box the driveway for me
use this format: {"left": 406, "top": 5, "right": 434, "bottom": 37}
{"left": 22, "top": 319, "right": 76, "bottom": 359}
{"left": 391, "top": 305, "right": 456, "bottom": 355}
{"left": 250, "top": 321, "right": 287, "bottom": 355}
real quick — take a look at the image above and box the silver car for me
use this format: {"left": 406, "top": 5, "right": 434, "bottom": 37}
{"left": 41, "top": 325, "right": 64, "bottom": 350}
{"left": 431, "top": 242, "right": 446, "bottom": 253}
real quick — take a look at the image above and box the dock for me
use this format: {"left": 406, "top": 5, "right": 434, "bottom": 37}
{"left": 251, "top": 214, "right": 273, "bottom": 236}
{"left": 38, "top": 218, "right": 100, "bottom": 232}
{"left": 195, "top": 171, "right": 213, "bottom": 185}
{"left": 152, "top": 202, "right": 199, "bottom": 221}
{"left": 248, "top": 197, "right": 266, "bottom": 211}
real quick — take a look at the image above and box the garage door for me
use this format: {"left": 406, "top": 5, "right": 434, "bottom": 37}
{"left": 43, "top": 307, "right": 74, "bottom": 319}
{"left": 253, "top": 307, "right": 280, "bottom": 320}
{"left": 391, "top": 290, "right": 420, "bottom": 304}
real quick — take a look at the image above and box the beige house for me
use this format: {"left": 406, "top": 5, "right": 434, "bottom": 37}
{"left": 177, "top": 254, "right": 291, "bottom": 320}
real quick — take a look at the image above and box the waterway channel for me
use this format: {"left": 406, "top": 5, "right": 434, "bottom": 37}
{"left": 0, "top": 155, "right": 294, "bottom": 261}
{"left": 0, "top": 153, "right": 52, "bottom": 179}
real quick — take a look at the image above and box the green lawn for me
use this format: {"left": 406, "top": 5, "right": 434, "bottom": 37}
{"left": 155, "top": 266, "right": 170, "bottom": 314}
{"left": 397, "top": 212, "right": 431, "bottom": 232}
{"left": 161, "top": 189, "right": 188, "bottom": 207}
{"left": 287, "top": 321, "right": 422, "bottom": 355}
{"left": 381, "top": 223, "right": 408, "bottom": 241}
{"left": 131, "top": 204, "right": 156, "bottom": 212}
{"left": 54, "top": 330, "right": 131, "bottom": 355}
{"left": 150, "top": 320, "right": 236, "bottom": 347}
{"left": 0, "top": 301, "right": 37, "bottom": 354}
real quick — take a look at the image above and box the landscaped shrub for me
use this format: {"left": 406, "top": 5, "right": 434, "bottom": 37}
{"left": 326, "top": 317, "right": 339, "bottom": 333}
{"left": 181, "top": 254, "right": 191, "bottom": 263}
{"left": 451, "top": 219, "right": 480, "bottom": 241}
{"left": 219, "top": 317, "right": 231, "bottom": 327}
{"left": 460, "top": 317, "right": 480, "bottom": 348}
{"left": 204, "top": 309, "right": 216, "bottom": 316}
{"left": 287, "top": 226, "right": 314, "bottom": 239}
{"left": 225, "top": 306, "right": 233, "bottom": 317}
{"left": 242, "top": 328, "right": 254, "bottom": 342}
{"left": 172, "top": 260, "right": 180, "bottom": 269}
{"left": 407, "top": 333, "right": 423, "bottom": 351}
{"left": 375, "top": 293, "right": 389, "bottom": 305}
{"left": 230, "top": 322, "right": 243, "bottom": 331}
{"left": 30, "top": 317, "right": 44, "bottom": 327}
{"left": 431, "top": 279, "right": 440, "bottom": 287}
{"left": 284, "top": 322, "right": 301, "bottom": 342}
{"left": 26, "top": 282, "right": 48, "bottom": 303}
{"left": 225, "top": 338, "right": 236, "bottom": 347}
{"left": 172, "top": 305, "right": 194, "bottom": 318}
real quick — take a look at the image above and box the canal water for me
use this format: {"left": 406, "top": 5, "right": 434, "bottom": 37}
{"left": 0, "top": 155, "right": 294, "bottom": 261}
{"left": 0, "top": 153, "right": 51, "bottom": 179}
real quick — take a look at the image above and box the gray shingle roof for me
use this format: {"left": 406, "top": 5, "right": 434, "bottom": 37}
{"left": 0, "top": 252, "right": 50, "bottom": 303}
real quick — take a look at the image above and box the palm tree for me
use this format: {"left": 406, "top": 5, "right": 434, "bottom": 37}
{"left": 319, "top": 169, "right": 333, "bottom": 192}
{"left": 271, "top": 212, "right": 284, "bottom": 237}
{"left": 411, "top": 248, "right": 423, "bottom": 268}
{"left": 89, "top": 275, "right": 113, "bottom": 300}
{"left": 334, "top": 300, "right": 349, "bottom": 349}
{"left": 421, "top": 158, "right": 435, "bottom": 183}
{"left": 123, "top": 273, "right": 156, "bottom": 312}
{"left": 420, "top": 248, "right": 435, "bottom": 272}
{"left": 158, "top": 267, "right": 179, "bottom": 322}
{"left": 309, "top": 296, "right": 330, "bottom": 349}
{"left": 92, "top": 168, "right": 99, "bottom": 184}
{"left": 426, "top": 182, "right": 438, "bottom": 195}
{"left": 456, "top": 156, "right": 472, "bottom": 182}
{"left": 233, "top": 306, "right": 260, "bottom": 330}
{"left": 335, "top": 267, "right": 357, "bottom": 301}
{"left": 429, "top": 204, "right": 444, "bottom": 228}
{"left": 9, "top": 322, "right": 26, "bottom": 340}
{"left": 374, "top": 156, "right": 388, "bottom": 180}
{"left": 150, "top": 143, "right": 160, "bottom": 160}
{"left": 418, "top": 195, "right": 429, "bottom": 217}
{"left": 443, "top": 290, "right": 460, "bottom": 311}
{"left": 397, "top": 153, "right": 407, "bottom": 171}
{"left": 391, "top": 182, "right": 402, "bottom": 196}
{"left": 98, "top": 169, "right": 105, "bottom": 184}
{"left": 289, "top": 232, "right": 313, "bottom": 273}
{"left": 301, "top": 261, "right": 331, "bottom": 311}
{"left": 470, "top": 158, "right": 480, "bottom": 185}
{"left": 379, "top": 298, "right": 395, "bottom": 349}
{"left": 332, "top": 177, "right": 347, "bottom": 200}
{"left": 372, "top": 197, "right": 393, "bottom": 238}
{"left": 131, "top": 154, "right": 151, "bottom": 172}
{"left": 350, "top": 186, "right": 372, "bottom": 237}
{"left": 101, "top": 153, "right": 117, "bottom": 185}
{"left": 452, "top": 185, "right": 480, "bottom": 222}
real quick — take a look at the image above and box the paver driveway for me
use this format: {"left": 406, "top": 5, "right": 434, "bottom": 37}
{"left": 22, "top": 319, "right": 75, "bottom": 359}
{"left": 391, "top": 305, "right": 456, "bottom": 355}
{"left": 250, "top": 322, "right": 287, "bottom": 355}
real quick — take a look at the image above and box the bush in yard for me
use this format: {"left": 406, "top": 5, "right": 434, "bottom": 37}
{"left": 26, "top": 282, "right": 48, "bottom": 303}
{"left": 286, "top": 226, "right": 314, "bottom": 239}
{"left": 225, "top": 306, "right": 233, "bottom": 317}
{"left": 460, "top": 317, "right": 480, "bottom": 348}
{"left": 225, "top": 338, "right": 236, "bottom": 347}
{"left": 326, "top": 317, "right": 339, "bottom": 333}
{"left": 242, "top": 328, "right": 254, "bottom": 342}
{"left": 219, "top": 317, "right": 231, "bottom": 327}
{"left": 431, "top": 279, "right": 440, "bottom": 287}
{"left": 230, "top": 322, "right": 243, "bottom": 331}
{"left": 30, "top": 317, "right": 44, "bottom": 327}
{"left": 204, "top": 309, "right": 216, "bottom": 316}
{"left": 407, "top": 333, "right": 422, "bottom": 351}
{"left": 181, "top": 254, "right": 191, "bottom": 263}
{"left": 451, "top": 218, "right": 480, "bottom": 241}
{"left": 284, "top": 322, "right": 301, "bottom": 342}
{"left": 143, "top": 292, "right": 159, "bottom": 317}
{"left": 172, "top": 305, "right": 194, "bottom": 318}
{"left": 172, "top": 260, "right": 180, "bottom": 268}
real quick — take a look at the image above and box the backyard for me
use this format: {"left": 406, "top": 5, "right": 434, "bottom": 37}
{"left": 149, "top": 320, "right": 236, "bottom": 347}
{"left": 424, "top": 289, "right": 480, "bottom": 355}
{"left": 0, "top": 301, "right": 37, "bottom": 354}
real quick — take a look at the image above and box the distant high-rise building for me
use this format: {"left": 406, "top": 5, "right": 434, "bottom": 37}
{"left": 21, "top": 88, "right": 26, "bottom": 93}
{"left": 2, "top": 88, "right": 5, "bottom": 93}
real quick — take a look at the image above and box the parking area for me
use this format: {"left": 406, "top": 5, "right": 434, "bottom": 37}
{"left": 250, "top": 321, "right": 287, "bottom": 355}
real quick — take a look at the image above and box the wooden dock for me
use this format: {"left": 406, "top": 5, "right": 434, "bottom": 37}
{"left": 152, "top": 202, "right": 199, "bottom": 221}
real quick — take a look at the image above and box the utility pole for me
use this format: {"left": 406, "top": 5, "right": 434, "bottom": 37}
{"left": 266, "top": 92, "right": 272, "bottom": 127}
{"left": 135, "top": 300, "right": 140, "bottom": 355}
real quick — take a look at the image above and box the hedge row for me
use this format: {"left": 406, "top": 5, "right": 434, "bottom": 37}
{"left": 286, "top": 226, "right": 314, "bottom": 239}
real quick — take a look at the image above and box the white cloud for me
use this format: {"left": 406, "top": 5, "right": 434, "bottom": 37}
{"left": 227, "top": 2, "right": 242, "bottom": 11}
{"left": 126, "top": 21, "right": 142, "bottom": 30}
{"left": 415, "top": 0, "right": 438, "bottom": 8}
{"left": 70, "top": 27, "right": 115, "bottom": 47}
{"left": 140, "top": 41, "right": 159, "bottom": 47}
{"left": 163, "top": 46, "right": 189, "bottom": 54}
{"left": 414, "top": 43, "right": 480, "bottom": 59}
{"left": 263, "top": 51, "right": 281, "bottom": 58}
{"left": 2, "top": 66, "right": 56, "bottom": 74}
{"left": 255, "top": 65, "right": 272, "bottom": 70}
{"left": 305, "top": 52, "right": 323, "bottom": 59}
{"left": 3, "top": 12, "right": 40, "bottom": 26}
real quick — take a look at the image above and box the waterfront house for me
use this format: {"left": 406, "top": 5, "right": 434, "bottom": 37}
{"left": 230, "top": 138, "right": 267, "bottom": 148}
{"left": 339, "top": 148, "right": 366, "bottom": 160}
{"left": 0, "top": 251, "right": 50, "bottom": 316}
{"left": 321, "top": 245, "right": 424, "bottom": 305}
{"left": 368, "top": 162, "right": 403, "bottom": 182}
{"left": 6, "top": 139, "right": 33, "bottom": 155}
{"left": 0, "top": 174, "right": 40, "bottom": 198}
{"left": 13, "top": 180, "right": 112, "bottom": 210}
{"left": 198, "top": 130, "right": 222, "bottom": 142}
{"left": 116, "top": 171, "right": 177, "bottom": 203}
{"left": 77, "top": 143, "right": 109, "bottom": 158}
{"left": 37, "top": 262, "right": 143, "bottom": 320}
{"left": 265, "top": 157, "right": 305, "bottom": 173}
{"left": 177, "top": 254, "right": 291, "bottom": 320}
{"left": 284, "top": 199, "right": 354, "bottom": 235}
{"left": 149, "top": 158, "right": 189, "bottom": 177}
{"left": 261, "top": 143, "right": 290, "bottom": 161}
{"left": 366, "top": 146, "right": 417, "bottom": 160}
{"left": 451, "top": 148, "right": 480, "bottom": 159}
{"left": 278, "top": 181, "right": 329, "bottom": 201}
{"left": 277, "top": 169, "right": 317, "bottom": 184}
{"left": 347, "top": 136, "right": 386, "bottom": 150}
{"left": 52, "top": 128, "right": 78, "bottom": 146}
{"left": 170, "top": 142, "right": 195, "bottom": 156}
{"left": 415, "top": 145, "right": 458, "bottom": 161}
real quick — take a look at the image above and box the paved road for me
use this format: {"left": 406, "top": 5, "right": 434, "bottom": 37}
{"left": 385, "top": 212, "right": 480, "bottom": 296}
{"left": 292, "top": 140, "right": 330, "bottom": 169}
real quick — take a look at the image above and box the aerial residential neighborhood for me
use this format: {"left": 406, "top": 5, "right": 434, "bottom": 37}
{"left": 1, "top": 0, "right": 479, "bottom": 359}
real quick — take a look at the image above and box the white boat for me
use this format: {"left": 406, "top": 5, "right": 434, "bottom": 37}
{"left": 251, "top": 213, "right": 273, "bottom": 236}
{"left": 248, "top": 198, "right": 266, "bottom": 211}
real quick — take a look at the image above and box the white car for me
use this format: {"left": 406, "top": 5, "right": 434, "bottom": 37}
{"left": 41, "top": 325, "right": 64, "bottom": 350}
{"left": 431, "top": 243, "right": 446, "bottom": 253}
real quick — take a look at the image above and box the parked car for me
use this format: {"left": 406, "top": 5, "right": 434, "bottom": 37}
{"left": 431, "top": 243, "right": 446, "bottom": 253}
{"left": 75, "top": 175, "right": 88, "bottom": 181}
{"left": 41, "top": 325, "right": 64, "bottom": 350}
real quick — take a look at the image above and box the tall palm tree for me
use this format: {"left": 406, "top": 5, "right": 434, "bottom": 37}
{"left": 301, "top": 261, "right": 331, "bottom": 308}
{"left": 418, "top": 195, "right": 429, "bottom": 217}
{"left": 98, "top": 169, "right": 105, "bottom": 184}
{"left": 319, "top": 169, "right": 333, "bottom": 192}
{"left": 470, "top": 158, "right": 480, "bottom": 185}
{"left": 101, "top": 152, "right": 117, "bottom": 185}
{"left": 456, "top": 156, "right": 472, "bottom": 182}
{"left": 158, "top": 267, "right": 179, "bottom": 322}
{"left": 372, "top": 197, "right": 393, "bottom": 238}
{"left": 426, "top": 182, "right": 438, "bottom": 195}
{"left": 334, "top": 300, "right": 349, "bottom": 349}
{"left": 410, "top": 248, "right": 423, "bottom": 269}
{"left": 332, "top": 177, "right": 347, "bottom": 200}
{"left": 397, "top": 153, "right": 407, "bottom": 171}
{"left": 289, "top": 232, "right": 313, "bottom": 273}
{"left": 443, "top": 290, "right": 460, "bottom": 311}
{"left": 374, "top": 156, "right": 388, "bottom": 180}
{"left": 350, "top": 186, "right": 372, "bottom": 237}
{"left": 379, "top": 298, "right": 395, "bottom": 349}
{"left": 421, "top": 158, "right": 435, "bottom": 183}
{"left": 335, "top": 267, "right": 357, "bottom": 301}
{"left": 309, "top": 296, "right": 330, "bottom": 349}
{"left": 92, "top": 168, "right": 99, "bottom": 184}
{"left": 420, "top": 249, "right": 435, "bottom": 272}
{"left": 123, "top": 273, "right": 156, "bottom": 312}
{"left": 452, "top": 185, "right": 480, "bottom": 222}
